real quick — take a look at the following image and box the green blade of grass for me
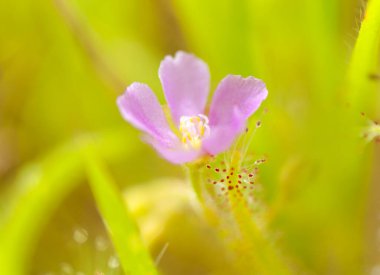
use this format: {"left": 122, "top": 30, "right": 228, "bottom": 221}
{"left": 84, "top": 148, "right": 158, "bottom": 275}
{"left": 0, "top": 142, "right": 83, "bottom": 275}
{"left": 0, "top": 129, "right": 136, "bottom": 275}
{"left": 347, "top": 0, "right": 380, "bottom": 114}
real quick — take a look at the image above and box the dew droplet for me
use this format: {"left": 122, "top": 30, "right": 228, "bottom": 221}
{"left": 370, "top": 265, "right": 380, "bottom": 275}
{"left": 108, "top": 255, "right": 120, "bottom": 269}
{"left": 73, "top": 227, "right": 88, "bottom": 245}
{"left": 95, "top": 235, "right": 109, "bottom": 251}
{"left": 60, "top": 263, "right": 74, "bottom": 274}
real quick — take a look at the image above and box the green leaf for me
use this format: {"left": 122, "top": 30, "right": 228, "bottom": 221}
{"left": 347, "top": 0, "right": 380, "bottom": 113}
{"left": 0, "top": 143, "right": 83, "bottom": 275}
{"left": 0, "top": 129, "right": 137, "bottom": 275}
{"left": 84, "top": 148, "right": 158, "bottom": 275}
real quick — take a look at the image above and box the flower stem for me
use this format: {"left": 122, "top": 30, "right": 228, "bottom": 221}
{"left": 347, "top": 0, "right": 380, "bottom": 114}
{"left": 186, "top": 164, "right": 203, "bottom": 202}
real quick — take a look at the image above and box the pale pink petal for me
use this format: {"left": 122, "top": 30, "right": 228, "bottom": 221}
{"left": 202, "top": 108, "right": 246, "bottom": 155}
{"left": 143, "top": 136, "right": 203, "bottom": 164}
{"left": 117, "top": 83, "right": 176, "bottom": 146}
{"left": 203, "top": 75, "right": 268, "bottom": 155}
{"left": 159, "top": 51, "right": 210, "bottom": 125}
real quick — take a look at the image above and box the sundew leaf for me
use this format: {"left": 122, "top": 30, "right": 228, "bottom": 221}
{"left": 0, "top": 128, "right": 137, "bottom": 275}
{"left": 84, "top": 148, "right": 158, "bottom": 275}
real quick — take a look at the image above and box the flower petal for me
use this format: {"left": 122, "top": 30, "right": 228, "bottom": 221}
{"left": 159, "top": 51, "right": 210, "bottom": 125}
{"left": 117, "top": 83, "right": 176, "bottom": 145}
{"left": 202, "top": 109, "right": 246, "bottom": 155}
{"left": 143, "top": 136, "right": 203, "bottom": 164}
{"left": 203, "top": 75, "right": 268, "bottom": 155}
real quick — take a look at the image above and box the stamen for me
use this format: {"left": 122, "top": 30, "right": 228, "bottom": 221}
{"left": 179, "top": 114, "right": 210, "bottom": 149}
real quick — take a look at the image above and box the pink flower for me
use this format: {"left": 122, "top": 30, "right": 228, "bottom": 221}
{"left": 117, "top": 51, "right": 268, "bottom": 164}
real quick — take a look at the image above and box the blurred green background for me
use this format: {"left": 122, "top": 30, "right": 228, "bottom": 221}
{"left": 1, "top": 0, "right": 380, "bottom": 274}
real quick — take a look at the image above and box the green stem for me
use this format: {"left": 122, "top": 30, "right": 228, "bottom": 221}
{"left": 347, "top": 0, "right": 380, "bottom": 114}
{"left": 186, "top": 164, "right": 203, "bottom": 202}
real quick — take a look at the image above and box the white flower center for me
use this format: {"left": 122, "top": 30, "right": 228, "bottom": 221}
{"left": 179, "top": 114, "right": 210, "bottom": 149}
